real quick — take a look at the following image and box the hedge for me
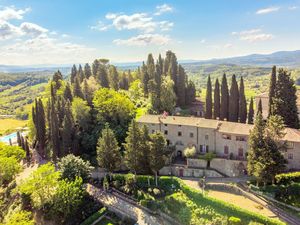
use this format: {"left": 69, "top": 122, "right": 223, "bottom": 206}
{"left": 275, "top": 171, "right": 300, "bottom": 185}
{"left": 80, "top": 207, "right": 107, "bottom": 225}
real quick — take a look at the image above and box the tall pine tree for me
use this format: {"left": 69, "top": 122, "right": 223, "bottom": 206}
{"left": 220, "top": 74, "right": 229, "bottom": 121}
{"left": 228, "top": 74, "right": 239, "bottom": 122}
{"left": 268, "top": 66, "right": 276, "bottom": 117}
{"left": 205, "top": 75, "right": 212, "bottom": 119}
{"left": 213, "top": 78, "right": 220, "bottom": 119}
{"left": 239, "top": 77, "right": 247, "bottom": 123}
{"left": 248, "top": 97, "right": 254, "bottom": 124}
{"left": 272, "top": 69, "right": 299, "bottom": 129}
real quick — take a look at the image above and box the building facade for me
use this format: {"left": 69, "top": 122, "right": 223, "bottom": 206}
{"left": 138, "top": 115, "right": 300, "bottom": 176}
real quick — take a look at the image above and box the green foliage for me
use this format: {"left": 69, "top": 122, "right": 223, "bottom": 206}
{"left": 159, "top": 76, "right": 176, "bottom": 113}
{"left": 183, "top": 146, "right": 196, "bottom": 158}
{"left": 96, "top": 124, "right": 121, "bottom": 174}
{"left": 0, "top": 156, "right": 22, "bottom": 186}
{"left": 0, "top": 143, "right": 25, "bottom": 161}
{"left": 228, "top": 216, "right": 241, "bottom": 224}
{"left": 220, "top": 73, "right": 229, "bottom": 121}
{"left": 51, "top": 177, "right": 85, "bottom": 221}
{"left": 18, "top": 163, "right": 61, "bottom": 208}
{"left": 80, "top": 207, "right": 107, "bottom": 225}
{"left": 3, "top": 210, "right": 34, "bottom": 225}
{"left": 205, "top": 75, "right": 212, "bottom": 119}
{"left": 213, "top": 78, "right": 220, "bottom": 119}
{"left": 58, "top": 154, "right": 93, "bottom": 182}
{"left": 275, "top": 172, "right": 300, "bottom": 185}
{"left": 229, "top": 75, "right": 239, "bottom": 122}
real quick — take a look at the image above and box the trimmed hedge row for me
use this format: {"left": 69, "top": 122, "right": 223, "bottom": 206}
{"left": 275, "top": 171, "right": 300, "bottom": 185}
{"left": 80, "top": 207, "right": 107, "bottom": 225}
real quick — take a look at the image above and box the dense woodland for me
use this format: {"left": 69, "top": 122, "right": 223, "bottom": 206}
{"left": 30, "top": 51, "right": 195, "bottom": 164}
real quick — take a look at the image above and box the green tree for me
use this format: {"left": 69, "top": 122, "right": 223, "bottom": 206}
{"left": 97, "top": 62, "right": 109, "bottom": 88}
{"left": 58, "top": 154, "right": 93, "bottom": 182}
{"left": 52, "top": 177, "right": 84, "bottom": 222}
{"left": 141, "top": 62, "right": 149, "bottom": 97}
{"left": 268, "top": 66, "right": 276, "bottom": 117}
{"left": 62, "top": 101, "right": 74, "bottom": 156}
{"left": 220, "top": 74, "right": 229, "bottom": 121}
{"left": 63, "top": 82, "right": 73, "bottom": 102}
{"left": 177, "top": 65, "right": 186, "bottom": 107}
{"left": 149, "top": 131, "right": 167, "bottom": 186}
{"left": 84, "top": 63, "right": 92, "bottom": 79}
{"left": 109, "top": 65, "right": 119, "bottom": 90}
{"left": 200, "top": 152, "right": 216, "bottom": 168}
{"left": 4, "top": 210, "right": 34, "bottom": 225}
{"left": 19, "top": 163, "right": 61, "bottom": 209}
{"left": 272, "top": 68, "right": 299, "bottom": 129}
{"left": 0, "top": 156, "right": 22, "bottom": 186}
{"left": 139, "top": 125, "right": 151, "bottom": 174}
{"left": 71, "top": 97, "right": 91, "bottom": 131}
{"left": 160, "top": 76, "right": 176, "bottom": 113}
{"left": 96, "top": 124, "right": 121, "bottom": 176}
{"left": 213, "top": 78, "right": 220, "bottom": 119}
{"left": 77, "top": 64, "right": 85, "bottom": 82}
{"left": 257, "top": 98, "right": 262, "bottom": 115}
{"left": 124, "top": 120, "right": 142, "bottom": 176}
{"left": 205, "top": 75, "right": 212, "bottom": 119}
{"left": 73, "top": 76, "right": 84, "bottom": 99}
{"left": 239, "top": 77, "right": 247, "bottom": 123}
{"left": 70, "top": 65, "right": 77, "bottom": 84}
{"left": 229, "top": 74, "right": 239, "bottom": 122}
{"left": 248, "top": 97, "right": 254, "bottom": 124}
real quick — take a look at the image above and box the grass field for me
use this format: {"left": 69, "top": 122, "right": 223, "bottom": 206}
{"left": 0, "top": 118, "right": 28, "bottom": 136}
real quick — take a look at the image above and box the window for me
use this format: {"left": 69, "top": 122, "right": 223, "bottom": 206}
{"left": 205, "top": 135, "right": 209, "bottom": 140}
{"left": 190, "top": 132, "right": 194, "bottom": 138}
{"left": 178, "top": 125, "right": 182, "bottom": 127}
{"left": 287, "top": 142, "right": 294, "bottom": 149}
{"left": 288, "top": 153, "right": 293, "bottom": 160}
{"left": 236, "top": 136, "right": 246, "bottom": 141}
{"left": 164, "top": 130, "right": 168, "bottom": 135}
{"left": 166, "top": 139, "right": 170, "bottom": 146}
{"left": 224, "top": 146, "right": 229, "bottom": 154}
{"left": 164, "top": 124, "right": 168, "bottom": 127}
{"left": 238, "top": 148, "right": 244, "bottom": 157}
{"left": 222, "top": 134, "right": 231, "bottom": 140}
{"left": 200, "top": 145, "right": 209, "bottom": 153}
{"left": 176, "top": 141, "right": 183, "bottom": 146}
{"left": 178, "top": 131, "right": 182, "bottom": 136}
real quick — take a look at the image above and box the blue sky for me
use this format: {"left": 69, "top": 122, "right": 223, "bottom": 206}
{"left": 0, "top": 0, "right": 300, "bottom": 65}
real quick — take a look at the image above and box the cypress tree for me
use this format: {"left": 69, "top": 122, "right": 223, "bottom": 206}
{"left": 141, "top": 62, "right": 149, "bottom": 97}
{"left": 25, "top": 138, "right": 30, "bottom": 164}
{"left": 146, "top": 54, "right": 155, "bottom": 80}
{"left": 168, "top": 52, "right": 178, "bottom": 90}
{"left": 257, "top": 98, "right": 263, "bottom": 116}
{"left": 239, "top": 77, "right": 247, "bottom": 123}
{"left": 158, "top": 54, "right": 164, "bottom": 76}
{"left": 50, "top": 98, "right": 60, "bottom": 161}
{"left": 33, "top": 99, "right": 46, "bottom": 158}
{"left": 97, "top": 63, "right": 109, "bottom": 88}
{"left": 205, "top": 75, "right": 212, "bottom": 119}
{"left": 213, "top": 78, "right": 220, "bottom": 119}
{"left": 17, "top": 131, "right": 22, "bottom": 147}
{"left": 62, "top": 101, "right": 74, "bottom": 156}
{"left": 84, "top": 63, "right": 92, "bottom": 79}
{"left": 119, "top": 72, "right": 129, "bottom": 90}
{"left": 109, "top": 65, "right": 119, "bottom": 90}
{"left": 139, "top": 125, "right": 151, "bottom": 174}
{"left": 124, "top": 120, "right": 142, "bottom": 176}
{"left": 70, "top": 65, "right": 77, "bottom": 84}
{"left": 185, "top": 80, "right": 196, "bottom": 106}
{"left": 272, "top": 69, "right": 299, "bottom": 129}
{"left": 77, "top": 64, "right": 85, "bottom": 83}
{"left": 96, "top": 124, "right": 121, "bottom": 176}
{"left": 268, "top": 66, "right": 276, "bottom": 117}
{"left": 64, "top": 82, "right": 73, "bottom": 102}
{"left": 248, "top": 97, "right": 254, "bottom": 124}
{"left": 73, "top": 76, "right": 84, "bottom": 99}
{"left": 92, "top": 59, "right": 100, "bottom": 77}
{"left": 228, "top": 74, "right": 239, "bottom": 122}
{"left": 220, "top": 74, "right": 229, "bottom": 121}
{"left": 177, "top": 65, "right": 186, "bottom": 107}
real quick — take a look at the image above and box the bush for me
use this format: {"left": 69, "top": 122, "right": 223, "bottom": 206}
{"left": 80, "top": 207, "right": 107, "bottom": 225}
{"left": 183, "top": 146, "right": 196, "bottom": 158}
{"left": 248, "top": 222, "right": 264, "bottom": 225}
{"left": 152, "top": 188, "right": 161, "bottom": 196}
{"left": 275, "top": 172, "right": 300, "bottom": 185}
{"left": 228, "top": 216, "right": 241, "bottom": 224}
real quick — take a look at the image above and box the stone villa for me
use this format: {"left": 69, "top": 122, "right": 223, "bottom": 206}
{"left": 138, "top": 114, "right": 300, "bottom": 177}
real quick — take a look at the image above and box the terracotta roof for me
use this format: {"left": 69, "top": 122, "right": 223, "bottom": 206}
{"left": 138, "top": 114, "right": 300, "bottom": 142}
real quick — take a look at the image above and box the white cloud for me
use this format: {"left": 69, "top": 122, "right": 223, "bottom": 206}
{"left": 288, "top": 6, "right": 298, "bottom": 10}
{"left": 224, "top": 43, "right": 233, "bottom": 48}
{"left": 1, "top": 34, "right": 95, "bottom": 65}
{"left": 159, "top": 21, "right": 173, "bottom": 31}
{"left": 256, "top": 7, "right": 280, "bottom": 14}
{"left": 232, "top": 29, "right": 273, "bottom": 42}
{"left": 154, "top": 4, "right": 173, "bottom": 16}
{"left": 0, "top": 6, "right": 30, "bottom": 21}
{"left": 0, "top": 20, "right": 21, "bottom": 40}
{"left": 20, "top": 22, "right": 48, "bottom": 36}
{"left": 105, "top": 13, "right": 118, "bottom": 19}
{"left": 110, "top": 13, "right": 156, "bottom": 33}
{"left": 90, "top": 21, "right": 111, "bottom": 31}
{"left": 113, "top": 34, "right": 170, "bottom": 46}
{"left": 200, "top": 39, "right": 206, "bottom": 44}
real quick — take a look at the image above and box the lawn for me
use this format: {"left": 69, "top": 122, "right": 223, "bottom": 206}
{"left": 0, "top": 118, "right": 28, "bottom": 136}
{"left": 109, "top": 175, "right": 285, "bottom": 225}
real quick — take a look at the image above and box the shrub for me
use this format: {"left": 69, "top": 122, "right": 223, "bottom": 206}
{"left": 80, "top": 207, "right": 107, "bottom": 225}
{"left": 4, "top": 210, "right": 34, "bottom": 225}
{"left": 275, "top": 172, "right": 300, "bottom": 185}
{"left": 228, "top": 216, "right": 241, "bottom": 224}
{"left": 248, "top": 222, "right": 264, "bottom": 225}
{"left": 183, "top": 146, "right": 196, "bottom": 158}
{"left": 153, "top": 188, "right": 161, "bottom": 196}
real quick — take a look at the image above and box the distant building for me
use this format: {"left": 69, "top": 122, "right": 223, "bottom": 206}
{"left": 138, "top": 114, "right": 300, "bottom": 177}
{"left": 255, "top": 91, "right": 300, "bottom": 119}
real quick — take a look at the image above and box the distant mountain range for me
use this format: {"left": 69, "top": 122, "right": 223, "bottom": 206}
{"left": 0, "top": 50, "right": 299, "bottom": 73}
{"left": 184, "top": 50, "right": 300, "bottom": 67}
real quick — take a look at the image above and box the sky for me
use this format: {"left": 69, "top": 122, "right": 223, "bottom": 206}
{"left": 0, "top": 0, "right": 300, "bottom": 65}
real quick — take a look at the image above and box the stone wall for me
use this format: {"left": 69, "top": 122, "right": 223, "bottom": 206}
{"left": 159, "top": 166, "right": 223, "bottom": 178}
